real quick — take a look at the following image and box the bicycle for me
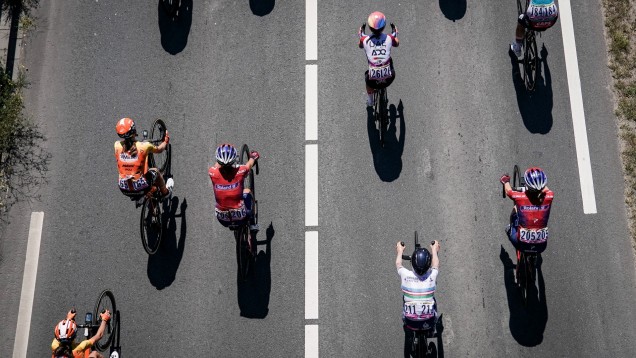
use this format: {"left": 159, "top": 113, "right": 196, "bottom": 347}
{"left": 229, "top": 144, "right": 259, "bottom": 281}
{"left": 502, "top": 165, "right": 537, "bottom": 306}
{"left": 401, "top": 231, "right": 437, "bottom": 358}
{"left": 517, "top": 0, "right": 539, "bottom": 91}
{"left": 161, "top": 0, "right": 181, "bottom": 18}
{"left": 133, "top": 119, "right": 172, "bottom": 255}
{"left": 373, "top": 87, "right": 389, "bottom": 147}
{"left": 75, "top": 290, "right": 119, "bottom": 357}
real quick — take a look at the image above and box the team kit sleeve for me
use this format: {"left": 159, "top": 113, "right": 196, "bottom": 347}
{"left": 73, "top": 339, "right": 93, "bottom": 353}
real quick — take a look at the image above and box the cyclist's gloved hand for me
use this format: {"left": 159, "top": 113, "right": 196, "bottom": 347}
{"left": 359, "top": 23, "right": 366, "bottom": 38}
{"left": 66, "top": 309, "right": 77, "bottom": 321}
{"left": 100, "top": 310, "right": 111, "bottom": 322}
{"left": 250, "top": 150, "right": 260, "bottom": 161}
{"left": 390, "top": 23, "right": 398, "bottom": 37}
{"left": 500, "top": 174, "right": 510, "bottom": 184}
{"left": 163, "top": 130, "right": 170, "bottom": 144}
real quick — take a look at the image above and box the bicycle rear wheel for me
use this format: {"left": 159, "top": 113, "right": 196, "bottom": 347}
{"left": 236, "top": 227, "right": 252, "bottom": 281}
{"left": 148, "top": 119, "right": 169, "bottom": 174}
{"left": 140, "top": 196, "right": 163, "bottom": 255}
{"left": 375, "top": 89, "right": 388, "bottom": 147}
{"left": 93, "top": 290, "right": 116, "bottom": 351}
{"left": 523, "top": 30, "right": 539, "bottom": 91}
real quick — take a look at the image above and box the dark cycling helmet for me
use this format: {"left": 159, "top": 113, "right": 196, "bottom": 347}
{"left": 367, "top": 11, "right": 386, "bottom": 33}
{"left": 54, "top": 319, "right": 77, "bottom": 343}
{"left": 411, "top": 248, "right": 432, "bottom": 276}
{"left": 216, "top": 143, "right": 237, "bottom": 166}
{"left": 524, "top": 167, "right": 547, "bottom": 191}
{"left": 115, "top": 117, "right": 136, "bottom": 139}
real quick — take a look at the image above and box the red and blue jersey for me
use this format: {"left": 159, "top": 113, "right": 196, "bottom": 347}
{"left": 507, "top": 189, "right": 554, "bottom": 229}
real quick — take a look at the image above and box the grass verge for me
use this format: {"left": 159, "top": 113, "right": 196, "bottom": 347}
{"left": 603, "top": 0, "right": 636, "bottom": 250}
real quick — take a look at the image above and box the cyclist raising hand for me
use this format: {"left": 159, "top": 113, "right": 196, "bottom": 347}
{"left": 501, "top": 167, "right": 554, "bottom": 253}
{"left": 359, "top": 12, "right": 399, "bottom": 107}
{"left": 51, "top": 309, "right": 111, "bottom": 358}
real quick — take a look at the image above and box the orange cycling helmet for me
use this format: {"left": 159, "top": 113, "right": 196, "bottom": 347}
{"left": 54, "top": 319, "right": 77, "bottom": 342}
{"left": 116, "top": 117, "right": 136, "bottom": 139}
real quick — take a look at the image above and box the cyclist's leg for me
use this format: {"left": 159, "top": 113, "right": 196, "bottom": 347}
{"left": 508, "top": 209, "right": 520, "bottom": 248}
{"left": 146, "top": 168, "right": 172, "bottom": 197}
{"left": 242, "top": 191, "right": 258, "bottom": 231}
{"left": 511, "top": 15, "right": 527, "bottom": 56}
{"left": 364, "top": 71, "right": 375, "bottom": 106}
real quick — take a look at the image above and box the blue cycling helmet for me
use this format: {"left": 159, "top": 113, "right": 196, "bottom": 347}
{"left": 215, "top": 144, "right": 237, "bottom": 166}
{"left": 411, "top": 248, "right": 432, "bottom": 276}
{"left": 524, "top": 167, "right": 547, "bottom": 191}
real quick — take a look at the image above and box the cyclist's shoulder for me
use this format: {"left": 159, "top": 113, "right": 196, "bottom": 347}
{"left": 72, "top": 339, "right": 93, "bottom": 353}
{"left": 136, "top": 141, "right": 155, "bottom": 151}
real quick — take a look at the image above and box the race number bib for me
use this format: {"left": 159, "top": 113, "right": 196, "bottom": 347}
{"left": 519, "top": 227, "right": 548, "bottom": 244}
{"left": 215, "top": 206, "right": 247, "bottom": 221}
{"left": 368, "top": 63, "right": 393, "bottom": 81}
{"left": 528, "top": 3, "right": 557, "bottom": 22}
{"left": 118, "top": 176, "right": 148, "bottom": 191}
{"left": 403, "top": 300, "right": 435, "bottom": 320}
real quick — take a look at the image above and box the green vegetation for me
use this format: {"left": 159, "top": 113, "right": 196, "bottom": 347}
{"left": 603, "top": 0, "right": 636, "bottom": 247}
{"left": 0, "top": 68, "right": 49, "bottom": 213}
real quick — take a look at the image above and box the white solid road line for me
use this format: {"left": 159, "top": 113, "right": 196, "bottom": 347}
{"left": 306, "top": 65, "right": 318, "bottom": 141}
{"left": 305, "top": 324, "right": 319, "bottom": 358}
{"left": 305, "top": 144, "right": 319, "bottom": 226}
{"left": 13, "top": 212, "right": 44, "bottom": 358}
{"left": 559, "top": 0, "right": 597, "bottom": 214}
{"left": 306, "top": 0, "right": 317, "bottom": 61}
{"left": 305, "top": 231, "right": 319, "bottom": 319}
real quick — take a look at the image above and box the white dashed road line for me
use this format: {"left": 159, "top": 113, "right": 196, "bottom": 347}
{"left": 13, "top": 212, "right": 44, "bottom": 358}
{"left": 305, "top": 0, "right": 319, "bottom": 356}
{"left": 559, "top": 0, "right": 597, "bottom": 214}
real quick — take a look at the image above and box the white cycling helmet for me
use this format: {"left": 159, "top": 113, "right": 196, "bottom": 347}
{"left": 215, "top": 143, "right": 237, "bottom": 166}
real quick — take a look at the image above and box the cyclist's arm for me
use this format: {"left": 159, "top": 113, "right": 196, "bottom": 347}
{"left": 245, "top": 158, "right": 256, "bottom": 170}
{"left": 504, "top": 182, "right": 514, "bottom": 198}
{"left": 87, "top": 319, "right": 108, "bottom": 346}
{"left": 395, "top": 242, "right": 404, "bottom": 270}
{"left": 431, "top": 247, "right": 439, "bottom": 270}
{"left": 150, "top": 130, "right": 170, "bottom": 153}
{"left": 390, "top": 34, "right": 399, "bottom": 47}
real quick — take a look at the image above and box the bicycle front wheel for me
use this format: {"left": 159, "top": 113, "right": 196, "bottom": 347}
{"left": 93, "top": 290, "right": 117, "bottom": 351}
{"left": 140, "top": 196, "right": 163, "bottom": 255}
{"left": 149, "top": 119, "right": 170, "bottom": 174}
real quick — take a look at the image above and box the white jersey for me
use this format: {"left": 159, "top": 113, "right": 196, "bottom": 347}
{"left": 398, "top": 266, "right": 438, "bottom": 321}
{"left": 361, "top": 33, "right": 397, "bottom": 67}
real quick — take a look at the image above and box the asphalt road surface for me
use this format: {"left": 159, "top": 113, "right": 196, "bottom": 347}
{"left": 1, "top": 0, "right": 635, "bottom": 357}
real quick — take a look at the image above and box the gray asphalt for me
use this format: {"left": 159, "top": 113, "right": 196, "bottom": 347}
{"left": 1, "top": 0, "right": 635, "bottom": 357}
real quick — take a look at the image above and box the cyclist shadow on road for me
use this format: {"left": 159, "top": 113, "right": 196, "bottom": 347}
{"left": 510, "top": 44, "right": 553, "bottom": 134}
{"left": 237, "top": 222, "right": 274, "bottom": 318}
{"left": 499, "top": 246, "right": 548, "bottom": 347}
{"left": 158, "top": 0, "right": 193, "bottom": 55}
{"left": 147, "top": 197, "right": 187, "bottom": 290}
{"left": 249, "top": 0, "right": 275, "bottom": 16}
{"left": 439, "top": 0, "right": 467, "bottom": 22}
{"left": 367, "top": 100, "right": 406, "bottom": 182}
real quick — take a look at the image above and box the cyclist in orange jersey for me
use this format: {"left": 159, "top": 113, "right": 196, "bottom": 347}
{"left": 114, "top": 118, "right": 173, "bottom": 198}
{"left": 51, "top": 309, "right": 111, "bottom": 358}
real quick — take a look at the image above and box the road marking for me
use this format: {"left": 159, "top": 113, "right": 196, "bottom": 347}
{"left": 559, "top": 0, "right": 597, "bottom": 214}
{"left": 306, "top": 0, "right": 317, "bottom": 61}
{"left": 305, "top": 324, "right": 319, "bottom": 358}
{"left": 306, "top": 65, "right": 318, "bottom": 141}
{"left": 13, "top": 212, "right": 44, "bottom": 358}
{"left": 305, "top": 231, "right": 319, "bottom": 319}
{"left": 305, "top": 144, "right": 319, "bottom": 226}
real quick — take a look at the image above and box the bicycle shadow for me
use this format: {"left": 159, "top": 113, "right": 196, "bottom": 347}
{"left": 249, "top": 0, "right": 275, "bottom": 16}
{"left": 510, "top": 44, "right": 553, "bottom": 134}
{"left": 367, "top": 100, "right": 406, "bottom": 182}
{"left": 237, "top": 222, "right": 274, "bottom": 318}
{"left": 402, "top": 316, "right": 445, "bottom": 358}
{"left": 499, "top": 246, "right": 548, "bottom": 346}
{"left": 439, "top": 0, "right": 466, "bottom": 22}
{"left": 157, "top": 0, "right": 193, "bottom": 55}
{"left": 147, "top": 197, "right": 187, "bottom": 289}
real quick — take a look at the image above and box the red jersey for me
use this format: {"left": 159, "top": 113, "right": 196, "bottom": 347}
{"left": 508, "top": 189, "right": 554, "bottom": 228}
{"left": 208, "top": 165, "right": 248, "bottom": 210}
